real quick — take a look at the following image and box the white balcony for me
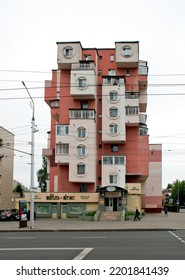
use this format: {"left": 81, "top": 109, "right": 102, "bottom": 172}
{"left": 57, "top": 42, "right": 82, "bottom": 69}
{"left": 115, "top": 42, "right": 139, "bottom": 68}
{"left": 70, "top": 69, "right": 97, "bottom": 99}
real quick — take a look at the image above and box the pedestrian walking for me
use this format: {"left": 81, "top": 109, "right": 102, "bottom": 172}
{"left": 134, "top": 207, "right": 141, "bottom": 221}
{"left": 163, "top": 206, "right": 168, "bottom": 215}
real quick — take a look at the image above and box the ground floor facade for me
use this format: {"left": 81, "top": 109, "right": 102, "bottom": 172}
{"left": 15, "top": 183, "right": 162, "bottom": 218}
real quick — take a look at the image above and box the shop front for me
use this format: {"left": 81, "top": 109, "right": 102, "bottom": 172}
{"left": 16, "top": 192, "right": 99, "bottom": 219}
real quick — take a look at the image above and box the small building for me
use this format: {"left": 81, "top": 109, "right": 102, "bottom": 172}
{"left": 0, "top": 126, "right": 16, "bottom": 209}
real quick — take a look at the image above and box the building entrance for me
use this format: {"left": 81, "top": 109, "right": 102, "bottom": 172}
{"left": 105, "top": 197, "right": 118, "bottom": 212}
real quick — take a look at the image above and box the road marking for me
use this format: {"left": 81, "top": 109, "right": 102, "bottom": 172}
{"left": 73, "top": 236, "right": 106, "bottom": 239}
{"left": 6, "top": 237, "right": 35, "bottom": 240}
{"left": 73, "top": 248, "right": 93, "bottom": 260}
{"left": 0, "top": 247, "right": 93, "bottom": 260}
{"left": 169, "top": 231, "right": 185, "bottom": 244}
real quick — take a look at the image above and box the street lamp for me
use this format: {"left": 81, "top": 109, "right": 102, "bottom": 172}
{"left": 22, "top": 81, "right": 36, "bottom": 229}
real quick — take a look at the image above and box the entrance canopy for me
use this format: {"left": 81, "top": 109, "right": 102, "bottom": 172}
{"left": 96, "top": 186, "right": 127, "bottom": 193}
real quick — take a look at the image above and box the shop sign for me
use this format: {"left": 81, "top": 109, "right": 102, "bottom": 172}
{"left": 126, "top": 183, "right": 141, "bottom": 194}
{"left": 24, "top": 192, "right": 99, "bottom": 203}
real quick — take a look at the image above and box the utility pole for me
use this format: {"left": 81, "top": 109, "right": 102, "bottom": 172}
{"left": 22, "top": 81, "right": 37, "bottom": 229}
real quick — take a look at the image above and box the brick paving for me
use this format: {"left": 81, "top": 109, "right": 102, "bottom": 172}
{"left": 0, "top": 212, "right": 185, "bottom": 231}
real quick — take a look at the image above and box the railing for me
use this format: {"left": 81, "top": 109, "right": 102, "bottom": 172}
{"left": 69, "top": 109, "right": 95, "bottom": 119}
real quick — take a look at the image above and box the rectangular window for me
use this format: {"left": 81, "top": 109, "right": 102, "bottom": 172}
{"left": 84, "top": 55, "right": 92, "bottom": 61}
{"left": 108, "top": 69, "right": 116, "bottom": 76}
{"left": 138, "top": 66, "right": 148, "bottom": 75}
{"left": 77, "top": 164, "right": 85, "bottom": 175}
{"left": 125, "top": 106, "right": 139, "bottom": 115}
{"left": 109, "top": 108, "right": 118, "bottom": 118}
{"left": 103, "top": 156, "right": 125, "bottom": 165}
{"left": 56, "top": 143, "right": 69, "bottom": 154}
{"left": 109, "top": 174, "right": 117, "bottom": 184}
{"left": 78, "top": 127, "right": 86, "bottom": 138}
{"left": 56, "top": 125, "right": 70, "bottom": 136}
{"left": 50, "top": 100, "right": 59, "bottom": 107}
{"left": 111, "top": 144, "right": 118, "bottom": 152}
{"left": 110, "top": 55, "right": 114, "bottom": 62}
{"left": 81, "top": 101, "right": 88, "bottom": 109}
{"left": 110, "top": 91, "right": 118, "bottom": 101}
{"left": 78, "top": 78, "right": 87, "bottom": 88}
{"left": 115, "top": 156, "right": 124, "bottom": 165}
{"left": 110, "top": 124, "right": 118, "bottom": 134}
{"left": 125, "top": 92, "right": 139, "bottom": 99}
{"left": 77, "top": 145, "right": 86, "bottom": 156}
{"left": 80, "top": 184, "right": 87, "bottom": 192}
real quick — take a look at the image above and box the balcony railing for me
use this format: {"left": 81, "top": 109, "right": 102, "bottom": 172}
{"left": 72, "top": 62, "right": 96, "bottom": 72}
{"left": 69, "top": 109, "right": 95, "bottom": 119}
{"left": 102, "top": 76, "right": 124, "bottom": 85}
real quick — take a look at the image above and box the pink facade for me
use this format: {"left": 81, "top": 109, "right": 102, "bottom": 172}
{"left": 43, "top": 41, "right": 162, "bottom": 212}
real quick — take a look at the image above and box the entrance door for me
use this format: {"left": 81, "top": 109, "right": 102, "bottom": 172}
{"left": 105, "top": 198, "right": 118, "bottom": 212}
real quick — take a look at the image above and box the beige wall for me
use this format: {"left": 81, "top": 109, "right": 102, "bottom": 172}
{"left": 0, "top": 127, "right": 15, "bottom": 209}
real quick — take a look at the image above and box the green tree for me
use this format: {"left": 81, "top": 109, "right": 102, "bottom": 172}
{"left": 37, "top": 157, "right": 47, "bottom": 192}
{"left": 13, "top": 182, "right": 24, "bottom": 197}
{"left": 171, "top": 179, "right": 185, "bottom": 206}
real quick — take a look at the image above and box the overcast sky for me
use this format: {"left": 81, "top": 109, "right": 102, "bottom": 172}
{"left": 1, "top": 0, "right": 185, "bottom": 190}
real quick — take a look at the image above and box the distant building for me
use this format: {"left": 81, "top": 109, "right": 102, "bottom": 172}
{"left": 0, "top": 126, "right": 15, "bottom": 208}
{"left": 41, "top": 41, "right": 162, "bottom": 219}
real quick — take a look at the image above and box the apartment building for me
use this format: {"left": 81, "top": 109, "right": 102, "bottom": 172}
{"left": 0, "top": 126, "right": 15, "bottom": 209}
{"left": 42, "top": 41, "right": 162, "bottom": 218}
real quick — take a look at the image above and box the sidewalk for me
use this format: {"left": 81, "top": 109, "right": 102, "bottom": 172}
{"left": 0, "top": 212, "right": 185, "bottom": 232}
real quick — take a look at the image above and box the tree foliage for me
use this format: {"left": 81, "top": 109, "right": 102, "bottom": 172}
{"left": 171, "top": 179, "right": 185, "bottom": 206}
{"left": 37, "top": 157, "right": 47, "bottom": 192}
{"left": 13, "top": 182, "right": 24, "bottom": 197}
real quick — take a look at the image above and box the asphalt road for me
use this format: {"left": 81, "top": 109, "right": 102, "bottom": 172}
{"left": 0, "top": 230, "right": 185, "bottom": 260}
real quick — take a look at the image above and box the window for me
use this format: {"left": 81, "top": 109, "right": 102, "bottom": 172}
{"left": 109, "top": 91, "right": 118, "bottom": 102}
{"left": 81, "top": 101, "right": 88, "bottom": 109}
{"left": 50, "top": 100, "right": 59, "bottom": 107}
{"left": 109, "top": 174, "right": 117, "bottom": 184}
{"left": 114, "top": 156, "right": 124, "bottom": 165}
{"left": 84, "top": 55, "right": 92, "bottom": 61}
{"left": 56, "top": 143, "right": 69, "bottom": 154}
{"left": 77, "top": 145, "right": 86, "bottom": 157}
{"left": 77, "top": 163, "right": 86, "bottom": 175}
{"left": 125, "top": 106, "right": 139, "bottom": 115}
{"left": 80, "top": 63, "right": 90, "bottom": 70}
{"left": 80, "top": 184, "right": 87, "bottom": 192}
{"left": 64, "top": 46, "right": 73, "bottom": 58}
{"left": 77, "top": 126, "right": 87, "bottom": 139}
{"left": 103, "top": 156, "right": 113, "bottom": 165}
{"left": 110, "top": 54, "right": 114, "bottom": 62}
{"left": 139, "top": 126, "right": 148, "bottom": 135}
{"left": 103, "top": 156, "right": 125, "bottom": 165}
{"left": 123, "top": 46, "right": 132, "bottom": 57}
{"left": 126, "top": 69, "right": 130, "bottom": 76}
{"left": 109, "top": 107, "right": 118, "bottom": 118}
{"left": 78, "top": 77, "right": 87, "bottom": 89}
{"left": 108, "top": 69, "right": 116, "bottom": 76}
{"left": 111, "top": 144, "right": 118, "bottom": 152}
{"left": 125, "top": 92, "right": 139, "bottom": 99}
{"left": 56, "top": 125, "right": 70, "bottom": 136}
{"left": 109, "top": 123, "right": 118, "bottom": 134}
{"left": 138, "top": 66, "right": 148, "bottom": 75}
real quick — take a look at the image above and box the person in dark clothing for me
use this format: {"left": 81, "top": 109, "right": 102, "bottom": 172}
{"left": 163, "top": 206, "right": 168, "bottom": 215}
{"left": 134, "top": 207, "right": 141, "bottom": 221}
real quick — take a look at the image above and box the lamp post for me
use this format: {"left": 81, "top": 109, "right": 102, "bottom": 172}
{"left": 22, "top": 81, "right": 36, "bottom": 229}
